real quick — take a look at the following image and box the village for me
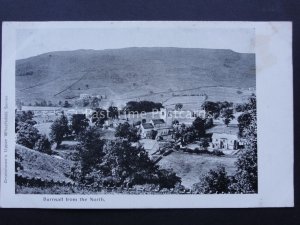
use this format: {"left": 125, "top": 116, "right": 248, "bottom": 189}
{"left": 15, "top": 89, "right": 253, "bottom": 190}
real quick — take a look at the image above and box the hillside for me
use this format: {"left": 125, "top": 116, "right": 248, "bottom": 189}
{"left": 15, "top": 144, "right": 74, "bottom": 184}
{"left": 16, "top": 47, "right": 256, "bottom": 105}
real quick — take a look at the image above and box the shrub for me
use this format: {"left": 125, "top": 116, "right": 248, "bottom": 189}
{"left": 77, "top": 127, "right": 105, "bottom": 176}
{"left": 71, "top": 114, "right": 89, "bottom": 136}
{"left": 50, "top": 114, "right": 70, "bottom": 148}
{"left": 16, "top": 122, "right": 40, "bottom": 149}
{"left": 193, "top": 166, "right": 231, "bottom": 194}
{"left": 83, "top": 140, "right": 181, "bottom": 189}
{"left": 34, "top": 134, "right": 52, "bottom": 154}
{"left": 212, "top": 150, "right": 224, "bottom": 156}
{"left": 115, "top": 122, "right": 140, "bottom": 142}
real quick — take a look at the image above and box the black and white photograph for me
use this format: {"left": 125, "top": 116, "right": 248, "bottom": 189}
{"left": 0, "top": 21, "right": 293, "bottom": 208}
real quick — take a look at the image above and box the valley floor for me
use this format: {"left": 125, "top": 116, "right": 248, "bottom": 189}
{"left": 158, "top": 151, "right": 237, "bottom": 189}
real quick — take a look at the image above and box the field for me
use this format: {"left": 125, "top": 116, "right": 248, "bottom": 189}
{"left": 158, "top": 152, "right": 237, "bottom": 188}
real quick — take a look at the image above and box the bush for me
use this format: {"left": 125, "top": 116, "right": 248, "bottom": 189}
{"left": 77, "top": 127, "right": 105, "bottom": 176}
{"left": 15, "top": 110, "right": 35, "bottom": 132}
{"left": 115, "top": 122, "right": 140, "bottom": 142}
{"left": 82, "top": 140, "right": 181, "bottom": 189}
{"left": 193, "top": 166, "right": 231, "bottom": 194}
{"left": 231, "top": 149, "right": 257, "bottom": 193}
{"left": 16, "top": 122, "right": 40, "bottom": 149}
{"left": 34, "top": 135, "right": 52, "bottom": 154}
{"left": 212, "top": 150, "right": 224, "bottom": 156}
{"left": 50, "top": 114, "right": 70, "bottom": 148}
{"left": 71, "top": 114, "right": 89, "bottom": 136}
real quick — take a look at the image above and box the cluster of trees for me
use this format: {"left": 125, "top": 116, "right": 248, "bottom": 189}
{"left": 91, "top": 108, "right": 109, "bottom": 127}
{"left": 73, "top": 127, "right": 181, "bottom": 189}
{"left": 124, "top": 101, "right": 163, "bottom": 114}
{"left": 174, "top": 117, "right": 206, "bottom": 145}
{"left": 202, "top": 101, "right": 233, "bottom": 116}
{"left": 16, "top": 111, "right": 52, "bottom": 154}
{"left": 202, "top": 101, "right": 235, "bottom": 126}
{"left": 16, "top": 111, "right": 91, "bottom": 152}
{"left": 74, "top": 97, "right": 102, "bottom": 108}
{"left": 91, "top": 106, "right": 119, "bottom": 127}
{"left": 193, "top": 95, "right": 257, "bottom": 194}
{"left": 25, "top": 100, "right": 72, "bottom": 108}
{"left": 50, "top": 113, "right": 90, "bottom": 148}
{"left": 115, "top": 122, "right": 140, "bottom": 142}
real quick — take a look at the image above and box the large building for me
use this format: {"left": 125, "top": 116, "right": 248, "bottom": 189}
{"left": 140, "top": 123, "right": 155, "bottom": 139}
{"left": 207, "top": 125, "right": 243, "bottom": 151}
{"left": 211, "top": 133, "right": 240, "bottom": 150}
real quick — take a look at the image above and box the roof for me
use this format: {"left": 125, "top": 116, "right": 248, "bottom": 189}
{"left": 156, "top": 126, "right": 173, "bottom": 130}
{"left": 141, "top": 123, "right": 154, "bottom": 129}
{"left": 207, "top": 124, "right": 239, "bottom": 135}
{"left": 151, "top": 119, "right": 165, "bottom": 125}
{"left": 139, "top": 139, "right": 159, "bottom": 151}
{"left": 212, "top": 133, "right": 238, "bottom": 140}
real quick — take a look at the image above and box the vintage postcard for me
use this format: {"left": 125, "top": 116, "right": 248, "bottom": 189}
{"left": 0, "top": 21, "right": 293, "bottom": 208}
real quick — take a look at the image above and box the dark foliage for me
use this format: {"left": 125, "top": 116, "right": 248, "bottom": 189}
{"left": 16, "top": 122, "right": 40, "bottom": 149}
{"left": 91, "top": 108, "right": 108, "bottom": 127}
{"left": 115, "top": 122, "right": 140, "bottom": 142}
{"left": 108, "top": 106, "right": 119, "bottom": 119}
{"left": 34, "top": 134, "right": 52, "bottom": 155}
{"left": 193, "top": 166, "right": 231, "bottom": 194}
{"left": 124, "top": 101, "right": 163, "bottom": 113}
{"left": 71, "top": 114, "right": 89, "bottom": 136}
{"left": 49, "top": 114, "right": 70, "bottom": 148}
{"left": 221, "top": 108, "right": 235, "bottom": 126}
{"left": 15, "top": 110, "right": 36, "bottom": 132}
{"left": 77, "top": 127, "right": 105, "bottom": 176}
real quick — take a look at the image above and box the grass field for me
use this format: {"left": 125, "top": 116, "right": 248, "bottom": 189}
{"left": 158, "top": 152, "right": 237, "bottom": 188}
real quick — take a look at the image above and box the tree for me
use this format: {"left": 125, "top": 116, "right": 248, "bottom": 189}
{"left": 34, "top": 134, "right": 52, "bottom": 154}
{"left": 71, "top": 114, "right": 89, "bottom": 136}
{"left": 175, "top": 103, "right": 183, "bottom": 110}
{"left": 232, "top": 149, "right": 257, "bottom": 193}
{"left": 108, "top": 106, "right": 119, "bottom": 119}
{"left": 50, "top": 114, "right": 69, "bottom": 148}
{"left": 150, "top": 130, "right": 158, "bottom": 140}
{"left": 193, "top": 166, "right": 231, "bottom": 194}
{"left": 98, "top": 141, "right": 181, "bottom": 188}
{"left": 77, "top": 126, "right": 105, "bottom": 176}
{"left": 237, "top": 112, "right": 252, "bottom": 137}
{"left": 192, "top": 117, "right": 205, "bottom": 137}
{"left": 63, "top": 100, "right": 71, "bottom": 108}
{"left": 124, "top": 101, "right": 163, "bottom": 114}
{"left": 115, "top": 122, "right": 140, "bottom": 142}
{"left": 201, "top": 139, "right": 210, "bottom": 150}
{"left": 91, "top": 97, "right": 100, "bottom": 108}
{"left": 221, "top": 108, "right": 235, "bottom": 126}
{"left": 202, "top": 101, "right": 219, "bottom": 116}
{"left": 15, "top": 110, "right": 36, "bottom": 132}
{"left": 16, "top": 122, "right": 40, "bottom": 149}
{"left": 91, "top": 108, "right": 108, "bottom": 127}
{"left": 232, "top": 95, "right": 257, "bottom": 193}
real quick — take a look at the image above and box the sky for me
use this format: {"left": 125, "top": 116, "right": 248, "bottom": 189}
{"left": 16, "top": 25, "right": 255, "bottom": 59}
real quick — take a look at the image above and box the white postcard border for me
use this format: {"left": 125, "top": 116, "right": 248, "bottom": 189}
{"left": 1, "top": 21, "right": 294, "bottom": 208}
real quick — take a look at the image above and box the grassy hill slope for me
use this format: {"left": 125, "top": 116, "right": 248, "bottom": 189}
{"left": 16, "top": 47, "right": 255, "bottom": 105}
{"left": 15, "top": 144, "right": 74, "bottom": 183}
